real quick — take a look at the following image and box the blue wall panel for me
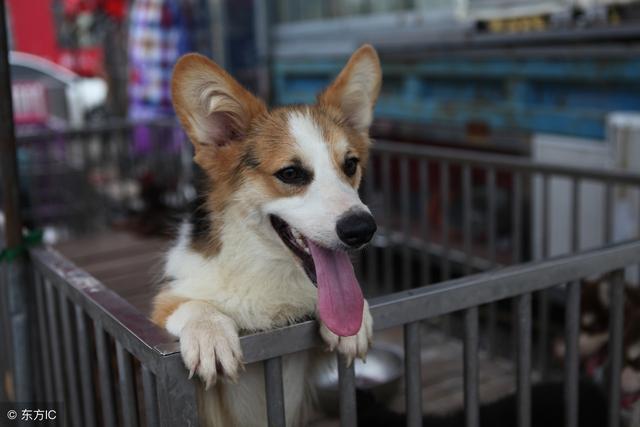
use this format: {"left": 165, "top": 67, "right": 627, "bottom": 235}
{"left": 272, "top": 55, "right": 640, "bottom": 140}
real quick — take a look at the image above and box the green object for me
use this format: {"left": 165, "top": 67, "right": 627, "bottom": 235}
{"left": 0, "top": 229, "right": 43, "bottom": 262}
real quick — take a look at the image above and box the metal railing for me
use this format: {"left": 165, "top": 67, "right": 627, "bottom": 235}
{"left": 20, "top": 236, "right": 640, "bottom": 427}
{"left": 2, "top": 122, "right": 640, "bottom": 426}
{"left": 361, "top": 140, "right": 640, "bottom": 370}
{"left": 28, "top": 246, "right": 198, "bottom": 427}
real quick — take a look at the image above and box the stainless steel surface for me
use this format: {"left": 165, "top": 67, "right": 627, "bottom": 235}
{"left": 116, "top": 342, "right": 138, "bottom": 427}
{"left": 464, "top": 307, "right": 479, "bottom": 427}
{"left": 264, "top": 357, "right": 286, "bottom": 427}
{"left": 516, "top": 292, "right": 532, "bottom": 427}
{"left": 463, "top": 164, "right": 472, "bottom": 275}
{"left": 400, "top": 156, "right": 411, "bottom": 290}
{"left": 95, "top": 325, "right": 117, "bottom": 427}
{"left": 141, "top": 365, "right": 159, "bottom": 427}
{"left": 419, "top": 160, "right": 431, "bottom": 284}
{"left": 404, "top": 322, "right": 422, "bottom": 427}
{"left": 75, "top": 305, "right": 97, "bottom": 427}
{"left": 59, "top": 292, "right": 83, "bottom": 427}
{"left": 338, "top": 354, "right": 358, "bottom": 427}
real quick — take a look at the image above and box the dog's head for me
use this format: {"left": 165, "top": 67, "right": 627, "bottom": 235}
{"left": 172, "top": 45, "right": 382, "bottom": 336}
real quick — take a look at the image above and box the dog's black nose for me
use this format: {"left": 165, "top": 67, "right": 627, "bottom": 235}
{"left": 336, "top": 211, "right": 377, "bottom": 248}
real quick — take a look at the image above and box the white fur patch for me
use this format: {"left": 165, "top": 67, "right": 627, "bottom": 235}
{"left": 167, "top": 300, "right": 242, "bottom": 387}
{"left": 262, "top": 110, "right": 369, "bottom": 249}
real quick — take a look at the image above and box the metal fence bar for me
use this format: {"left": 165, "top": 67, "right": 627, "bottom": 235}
{"left": 404, "top": 322, "right": 422, "bottom": 427}
{"left": 34, "top": 274, "right": 54, "bottom": 403}
{"left": 142, "top": 365, "right": 159, "bottom": 427}
{"left": 571, "top": 178, "right": 580, "bottom": 252}
{"left": 116, "top": 342, "right": 139, "bottom": 427}
{"left": 440, "top": 160, "right": 450, "bottom": 281}
{"left": 487, "top": 168, "right": 497, "bottom": 265}
{"left": 156, "top": 355, "right": 199, "bottom": 427}
{"left": 75, "top": 306, "right": 97, "bottom": 427}
{"left": 605, "top": 183, "right": 613, "bottom": 244}
{"left": 59, "top": 292, "right": 83, "bottom": 427}
{"left": 382, "top": 154, "right": 393, "bottom": 293}
{"left": 538, "top": 174, "right": 550, "bottom": 377}
{"left": 373, "top": 141, "right": 640, "bottom": 186}
{"left": 419, "top": 160, "right": 431, "bottom": 284}
{"left": 564, "top": 281, "right": 580, "bottom": 427}
{"left": 512, "top": 172, "right": 522, "bottom": 264}
{"left": 95, "top": 325, "right": 117, "bottom": 427}
{"left": 338, "top": 353, "right": 358, "bottom": 427}
{"left": 608, "top": 270, "right": 625, "bottom": 427}
{"left": 44, "top": 280, "right": 66, "bottom": 412}
{"left": 264, "top": 357, "right": 286, "bottom": 427}
{"left": 516, "top": 293, "right": 532, "bottom": 427}
{"left": 487, "top": 168, "right": 497, "bottom": 354}
{"left": 541, "top": 174, "right": 549, "bottom": 258}
{"left": 463, "top": 164, "right": 473, "bottom": 276}
{"left": 400, "top": 156, "right": 412, "bottom": 289}
{"left": 464, "top": 307, "right": 479, "bottom": 427}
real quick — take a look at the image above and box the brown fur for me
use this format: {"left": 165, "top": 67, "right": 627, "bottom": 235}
{"left": 151, "top": 291, "right": 191, "bottom": 328}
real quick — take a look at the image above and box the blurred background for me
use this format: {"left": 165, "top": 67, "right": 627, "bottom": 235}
{"left": 3, "top": 0, "right": 640, "bottom": 424}
{"left": 4, "top": 0, "right": 640, "bottom": 240}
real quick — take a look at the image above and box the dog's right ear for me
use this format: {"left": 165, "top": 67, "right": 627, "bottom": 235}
{"left": 171, "top": 54, "right": 266, "bottom": 157}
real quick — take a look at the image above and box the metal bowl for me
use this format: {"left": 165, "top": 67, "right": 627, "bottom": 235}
{"left": 313, "top": 344, "right": 403, "bottom": 416}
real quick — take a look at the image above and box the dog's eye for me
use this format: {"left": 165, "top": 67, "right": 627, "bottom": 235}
{"left": 344, "top": 157, "right": 359, "bottom": 177}
{"left": 275, "top": 166, "right": 310, "bottom": 185}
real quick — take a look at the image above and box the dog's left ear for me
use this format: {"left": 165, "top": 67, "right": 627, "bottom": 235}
{"left": 319, "top": 44, "right": 382, "bottom": 133}
{"left": 171, "top": 53, "right": 266, "bottom": 156}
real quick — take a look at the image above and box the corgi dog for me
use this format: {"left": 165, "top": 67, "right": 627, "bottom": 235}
{"left": 151, "top": 45, "right": 381, "bottom": 426}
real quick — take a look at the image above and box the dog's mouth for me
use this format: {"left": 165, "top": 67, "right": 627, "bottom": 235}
{"left": 270, "top": 215, "right": 317, "bottom": 284}
{"left": 270, "top": 214, "right": 364, "bottom": 337}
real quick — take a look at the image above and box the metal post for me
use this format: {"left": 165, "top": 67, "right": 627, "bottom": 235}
{"left": 0, "top": 1, "right": 33, "bottom": 403}
{"left": 0, "top": 0, "right": 22, "bottom": 246}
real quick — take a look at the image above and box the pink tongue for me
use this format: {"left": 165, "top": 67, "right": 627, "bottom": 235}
{"left": 308, "top": 241, "right": 364, "bottom": 337}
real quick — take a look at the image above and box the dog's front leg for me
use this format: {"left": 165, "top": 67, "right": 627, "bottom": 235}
{"left": 319, "top": 300, "right": 373, "bottom": 366}
{"left": 165, "top": 300, "right": 243, "bottom": 388}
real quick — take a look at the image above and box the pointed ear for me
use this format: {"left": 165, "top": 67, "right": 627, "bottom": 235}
{"left": 171, "top": 54, "right": 266, "bottom": 154}
{"left": 318, "top": 44, "right": 382, "bottom": 133}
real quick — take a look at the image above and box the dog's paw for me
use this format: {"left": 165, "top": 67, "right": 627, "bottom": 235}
{"left": 172, "top": 306, "right": 243, "bottom": 389}
{"left": 319, "top": 301, "right": 373, "bottom": 366}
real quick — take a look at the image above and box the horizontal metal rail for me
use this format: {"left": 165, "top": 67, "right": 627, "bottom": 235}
{"left": 152, "top": 239, "right": 640, "bottom": 363}
{"left": 373, "top": 140, "right": 640, "bottom": 185}
{"left": 30, "top": 246, "right": 176, "bottom": 372}
{"left": 16, "top": 118, "right": 178, "bottom": 142}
